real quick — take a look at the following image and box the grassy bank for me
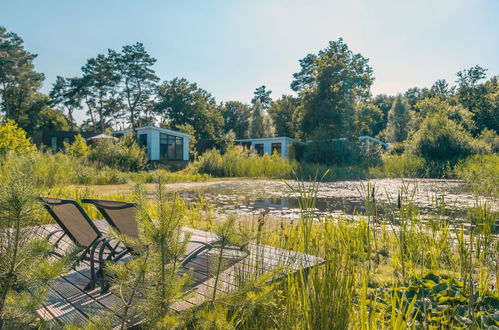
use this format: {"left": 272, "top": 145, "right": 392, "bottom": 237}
{"left": 34, "top": 180, "right": 499, "bottom": 328}
{"left": 1, "top": 147, "right": 497, "bottom": 328}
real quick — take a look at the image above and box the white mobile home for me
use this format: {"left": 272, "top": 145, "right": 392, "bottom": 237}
{"left": 113, "top": 126, "right": 191, "bottom": 162}
{"left": 235, "top": 137, "right": 297, "bottom": 158}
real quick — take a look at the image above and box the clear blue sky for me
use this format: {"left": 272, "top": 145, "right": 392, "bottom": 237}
{"left": 1, "top": 0, "right": 498, "bottom": 122}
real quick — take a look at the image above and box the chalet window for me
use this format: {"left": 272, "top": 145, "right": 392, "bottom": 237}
{"left": 138, "top": 134, "right": 147, "bottom": 148}
{"left": 160, "top": 133, "right": 183, "bottom": 160}
{"left": 254, "top": 143, "right": 264, "bottom": 156}
{"left": 50, "top": 136, "right": 58, "bottom": 154}
{"left": 271, "top": 142, "right": 281, "bottom": 155}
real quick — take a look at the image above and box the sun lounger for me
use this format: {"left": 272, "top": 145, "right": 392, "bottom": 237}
{"left": 81, "top": 198, "right": 237, "bottom": 266}
{"left": 38, "top": 197, "right": 122, "bottom": 292}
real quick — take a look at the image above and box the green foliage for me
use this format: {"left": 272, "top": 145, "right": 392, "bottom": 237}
{"left": 251, "top": 85, "right": 273, "bottom": 110}
{"left": 456, "top": 66, "right": 498, "bottom": 133}
{"left": 390, "top": 273, "right": 499, "bottom": 328}
{"left": 371, "top": 155, "right": 426, "bottom": 178}
{"left": 408, "top": 114, "right": 490, "bottom": 163}
{"left": 105, "top": 185, "right": 191, "bottom": 329}
{"left": 88, "top": 136, "right": 147, "bottom": 171}
{"left": 155, "top": 78, "right": 223, "bottom": 141}
{"left": 291, "top": 38, "right": 374, "bottom": 138}
{"left": 0, "top": 119, "right": 36, "bottom": 155}
{"left": 63, "top": 134, "right": 90, "bottom": 158}
{"left": 354, "top": 102, "right": 384, "bottom": 137}
{"left": 0, "top": 26, "right": 47, "bottom": 134}
{"left": 111, "top": 42, "right": 159, "bottom": 128}
{"left": 248, "top": 100, "right": 275, "bottom": 138}
{"left": 413, "top": 96, "right": 476, "bottom": 132}
{"left": 455, "top": 154, "right": 499, "bottom": 196}
{"left": 268, "top": 95, "right": 299, "bottom": 138}
{"left": 477, "top": 128, "right": 499, "bottom": 152}
{"left": 0, "top": 172, "right": 67, "bottom": 328}
{"left": 49, "top": 76, "right": 84, "bottom": 130}
{"left": 34, "top": 107, "right": 70, "bottom": 131}
{"left": 382, "top": 95, "right": 411, "bottom": 143}
{"left": 298, "top": 128, "right": 382, "bottom": 167}
{"left": 220, "top": 101, "right": 251, "bottom": 139}
{"left": 193, "top": 146, "right": 296, "bottom": 178}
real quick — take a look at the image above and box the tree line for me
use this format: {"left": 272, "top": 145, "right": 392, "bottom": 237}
{"left": 1, "top": 26, "right": 497, "bottom": 150}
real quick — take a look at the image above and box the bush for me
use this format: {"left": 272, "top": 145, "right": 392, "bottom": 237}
{"left": 455, "top": 154, "right": 499, "bottom": 196}
{"left": 0, "top": 119, "right": 36, "bottom": 155}
{"left": 408, "top": 114, "right": 490, "bottom": 164}
{"left": 193, "top": 146, "right": 296, "bottom": 178}
{"left": 63, "top": 134, "right": 89, "bottom": 158}
{"left": 371, "top": 155, "right": 426, "bottom": 178}
{"left": 88, "top": 136, "right": 147, "bottom": 171}
{"left": 477, "top": 128, "right": 499, "bottom": 152}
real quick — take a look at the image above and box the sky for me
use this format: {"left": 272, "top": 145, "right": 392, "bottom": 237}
{"left": 1, "top": 0, "right": 498, "bottom": 122}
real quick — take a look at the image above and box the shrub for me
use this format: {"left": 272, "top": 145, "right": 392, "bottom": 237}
{"left": 88, "top": 136, "right": 147, "bottom": 171}
{"left": 477, "top": 128, "right": 499, "bottom": 152}
{"left": 0, "top": 171, "right": 67, "bottom": 328}
{"left": 371, "top": 155, "right": 426, "bottom": 178}
{"left": 455, "top": 154, "right": 499, "bottom": 196}
{"left": 63, "top": 134, "right": 89, "bottom": 158}
{"left": 407, "top": 114, "right": 490, "bottom": 164}
{"left": 0, "top": 119, "right": 36, "bottom": 155}
{"left": 193, "top": 146, "right": 296, "bottom": 178}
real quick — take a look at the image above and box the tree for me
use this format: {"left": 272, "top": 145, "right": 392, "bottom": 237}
{"left": 353, "top": 102, "right": 384, "bottom": 137}
{"left": 220, "top": 101, "right": 251, "bottom": 139}
{"left": 111, "top": 43, "right": 159, "bottom": 129}
{"left": 408, "top": 114, "right": 489, "bottom": 163}
{"left": 0, "top": 173, "right": 66, "bottom": 328}
{"left": 0, "top": 26, "right": 44, "bottom": 120}
{"left": 268, "top": 95, "right": 299, "bottom": 137}
{"left": 0, "top": 119, "right": 36, "bottom": 155}
{"left": 0, "top": 26, "right": 50, "bottom": 134}
{"left": 33, "top": 107, "right": 70, "bottom": 131}
{"left": 413, "top": 97, "right": 475, "bottom": 132}
{"left": 291, "top": 38, "right": 374, "bottom": 138}
{"left": 81, "top": 54, "right": 121, "bottom": 131}
{"left": 371, "top": 94, "right": 394, "bottom": 135}
{"left": 249, "top": 100, "right": 275, "bottom": 138}
{"left": 383, "top": 95, "right": 411, "bottom": 143}
{"left": 155, "top": 78, "right": 223, "bottom": 141}
{"left": 251, "top": 85, "right": 272, "bottom": 110}
{"left": 64, "top": 134, "right": 90, "bottom": 158}
{"left": 429, "top": 79, "right": 454, "bottom": 97}
{"left": 455, "top": 65, "right": 497, "bottom": 133}
{"left": 49, "top": 76, "right": 84, "bottom": 130}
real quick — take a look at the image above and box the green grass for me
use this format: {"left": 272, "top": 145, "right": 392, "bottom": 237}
{"left": 455, "top": 154, "right": 499, "bottom": 196}
{"left": 36, "top": 178, "right": 498, "bottom": 329}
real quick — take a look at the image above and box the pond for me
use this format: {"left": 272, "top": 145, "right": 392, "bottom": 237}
{"left": 163, "top": 179, "right": 496, "bottom": 221}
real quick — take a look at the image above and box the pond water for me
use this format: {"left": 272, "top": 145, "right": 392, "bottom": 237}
{"left": 164, "top": 179, "right": 496, "bottom": 221}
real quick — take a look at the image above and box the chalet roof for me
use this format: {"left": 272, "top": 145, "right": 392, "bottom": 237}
{"left": 113, "top": 126, "right": 192, "bottom": 138}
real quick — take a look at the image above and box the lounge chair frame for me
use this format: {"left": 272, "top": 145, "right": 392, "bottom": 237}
{"left": 38, "top": 197, "right": 121, "bottom": 292}
{"left": 81, "top": 198, "right": 241, "bottom": 267}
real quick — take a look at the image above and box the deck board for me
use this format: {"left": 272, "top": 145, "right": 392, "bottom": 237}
{"left": 35, "top": 220, "right": 324, "bottom": 327}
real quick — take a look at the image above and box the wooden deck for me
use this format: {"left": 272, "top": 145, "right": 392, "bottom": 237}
{"left": 35, "top": 220, "right": 323, "bottom": 328}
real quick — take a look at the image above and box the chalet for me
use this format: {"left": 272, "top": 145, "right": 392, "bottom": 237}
{"left": 113, "top": 126, "right": 191, "bottom": 164}
{"left": 235, "top": 137, "right": 298, "bottom": 158}
{"left": 32, "top": 130, "right": 98, "bottom": 153}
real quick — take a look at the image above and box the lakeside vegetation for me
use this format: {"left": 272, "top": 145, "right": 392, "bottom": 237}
{"left": 0, "top": 159, "right": 497, "bottom": 328}
{"left": 0, "top": 22, "right": 497, "bottom": 329}
{"left": 0, "top": 117, "right": 498, "bottom": 194}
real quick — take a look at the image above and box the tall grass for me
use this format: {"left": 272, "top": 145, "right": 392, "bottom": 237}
{"left": 17, "top": 171, "right": 498, "bottom": 328}
{"left": 0, "top": 152, "right": 211, "bottom": 188}
{"left": 455, "top": 154, "right": 499, "bottom": 196}
{"left": 193, "top": 147, "right": 296, "bottom": 179}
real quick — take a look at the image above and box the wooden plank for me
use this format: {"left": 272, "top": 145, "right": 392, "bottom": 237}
{"left": 34, "top": 220, "right": 324, "bottom": 325}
